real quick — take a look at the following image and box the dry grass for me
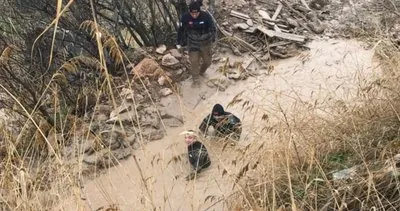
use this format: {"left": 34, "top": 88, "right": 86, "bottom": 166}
{"left": 1, "top": 1, "right": 400, "bottom": 211}
{"left": 228, "top": 40, "right": 400, "bottom": 210}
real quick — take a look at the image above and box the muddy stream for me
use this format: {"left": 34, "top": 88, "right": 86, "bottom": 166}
{"left": 58, "top": 39, "right": 379, "bottom": 211}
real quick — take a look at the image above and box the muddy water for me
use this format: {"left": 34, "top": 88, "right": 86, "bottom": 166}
{"left": 58, "top": 39, "right": 380, "bottom": 211}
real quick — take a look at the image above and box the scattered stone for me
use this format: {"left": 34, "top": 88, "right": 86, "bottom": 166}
{"left": 120, "top": 88, "right": 134, "bottom": 99}
{"left": 106, "top": 110, "right": 137, "bottom": 124}
{"left": 162, "top": 53, "right": 180, "bottom": 66}
{"left": 131, "top": 58, "right": 164, "bottom": 78}
{"left": 125, "top": 134, "right": 137, "bottom": 146}
{"left": 156, "top": 44, "right": 167, "bottom": 54}
{"left": 169, "top": 49, "right": 182, "bottom": 59}
{"left": 160, "top": 88, "right": 173, "bottom": 97}
{"left": 246, "top": 19, "right": 254, "bottom": 26}
{"left": 109, "top": 101, "right": 132, "bottom": 119}
{"left": 142, "top": 129, "right": 164, "bottom": 141}
{"left": 286, "top": 18, "right": 299, "bottom": 28}
{"left": 176, "top": 69, "right": 184, "bottom": 75}
{"left": 113, "top": 148, "right": 132, "bottom": 160}
{"left": 227, "top": 71, "right": 242, "bottom": 80}
{"left": 83, "top": 153, "right": 99, "bottom": 165}
{"left": 158, "top": 75, "right": 167, "bottom": 86}
{"left": 233, "top": 23, "right": 249, "bottom": 30}
{"left": 163, "top": 118, "right": 184, "bottom": 127}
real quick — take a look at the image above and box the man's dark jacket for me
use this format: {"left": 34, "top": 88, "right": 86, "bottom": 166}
{"left": 188, "top": 141, "right": 211, "bottom": 171}
{"left": 177, "top": 11, "right": 216, "bottom": 51}
{"left": 199, "top": 112, "right": 242, "bottom": 140}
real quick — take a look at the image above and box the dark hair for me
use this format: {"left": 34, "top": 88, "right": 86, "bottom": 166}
{"left": 189, "top": 1, "right": 201, "bottom": 12}
{"left": 212, "top": 104, "right": 225, "bottom": 116}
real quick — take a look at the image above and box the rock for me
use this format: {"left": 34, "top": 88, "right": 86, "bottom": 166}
{"left": 308, "top": 21, "right": 325, "bottom": 34}
{"left": 113, "top": 148, "right": 132, "bottom": 160}
{"left": 222, "top": 22, "right": 229, "bottom": 26}
{"left": 120, "top": 88, "right": 134, "bottom": 99}
{"left": 160, "top": 88, "right": 173, "bottom": 97}
{"left": 161, "top": 53, "right": 180, "bottom": 67}
{"left": 227, "top": 71, "right": 242, "bottom": 80}
{"left": 83, "top": 137, "right": 96, "bottom": 155}
{"left": 163, "top": 118, "right": 183, "bottom": 127}
{"left": 95, "top": 104, "right": 113, "bottom": 114}
{"left": 156, "top": 44, "right": 167, "bottom": 54}
{"left": 233, "top": 23, "right": 249, "bottom": 30}
{"left": 246, "top": 19, "right": 253, "bottom": 26}
{"left": 125, "top": 134, "right": 136, "bottom": 146}
{"left": 106, "top": 110, "right": 137, "bottom": 124}
{"left": 158, "top": 75, "right": 167, "bottom": 86}
{"left": 131, "top": 58, "right": 164, "bottom": 78}
{"left": 176, "top": 69, "right": 184, "bottom": 75}
{"left": 169, "top": 49, "right": 182, "bottom": 59}
{"left": 109, "top": 102, "right": 132, "bottom": 119}
{"left": 142, "top": 129, "right": 164, "bottom": 141}
{"left": 94, "top": 114, "right": 108, "bottom": 122}
{"left": 286, "top": 18, "right": 299, "bottom": 28}
{"left": 83, "top": 153, "right": 100, "bottom": 165}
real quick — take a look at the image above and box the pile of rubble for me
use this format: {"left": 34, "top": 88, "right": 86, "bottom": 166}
{"left": 216, "top": 0, "right": 328, "bottom": 57}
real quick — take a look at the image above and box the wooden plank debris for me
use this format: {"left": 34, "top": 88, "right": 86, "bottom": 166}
{"left": 257, "top": 26, "right": 305, "bottom": 42}
{"left": 230, "top": 10, "right": 250, "bottom": 20}
{"left": 271, "top": 3, "right": 283, "bottom": 20}
{"left": 300, "top": 0, "right": 311, "bottom": 11}
{"left": 258, "top": 10, "right": 272, "bottom": 21}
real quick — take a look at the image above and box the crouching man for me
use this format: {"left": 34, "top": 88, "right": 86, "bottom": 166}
{"left": 199, "top": 104, "right": 242, "bottom": 141}
{"left": 181, "top": 130, "right": 211, "bottom": 180}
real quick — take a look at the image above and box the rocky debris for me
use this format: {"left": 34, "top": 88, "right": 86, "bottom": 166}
{"left": 217, "top": 0, "right": 340, "bottom": 59}
{"left": 169, "top": 49, "right": 182, "bottom": 59}
{"left": 161, "top": 53, "right": 180, "bottom": 67}
{"left": 141, "top": 128, "right": 165, "bottom": 141}
{"left": 233, "top": 23, "right": 249, "bottom": 30}
{"left": 155, "top": 44, "right": 167, "bottom": 54}
{"left": 157, "top": 75, "right": 168, "bottom": 86}
{"left": 131, "top": 58, "right": 164, "bottom": 78}
{"left": 83, "top": 148, "right": 132, "bottom": 169}
{"left": 159, "top": 88, "right": 173, "bottom": 97}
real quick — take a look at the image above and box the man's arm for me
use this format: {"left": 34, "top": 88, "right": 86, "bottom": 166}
{"left": 177, "top": 15, "right": 188, "bottom": 46}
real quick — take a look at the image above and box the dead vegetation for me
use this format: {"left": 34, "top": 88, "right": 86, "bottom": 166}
{"left": 1, "top": 0, "right": 400, "bottom": 210}
{"left": 228, "top": 33, "right": 400, "bottom": 211}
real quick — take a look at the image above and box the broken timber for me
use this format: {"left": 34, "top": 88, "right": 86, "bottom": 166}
{"left": 230, "top": 10, "right": 250, "bottom": 20}
{"left": 257, "top": 26, "right": 305, "bottom": 42}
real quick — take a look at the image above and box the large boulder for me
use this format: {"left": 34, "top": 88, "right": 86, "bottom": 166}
{"left": 131, "top": 58, "right": 164, "bottom": 78}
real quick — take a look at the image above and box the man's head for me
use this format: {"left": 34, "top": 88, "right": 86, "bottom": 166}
{"left": 188, "top": 1, "right": 201, "bottom": 19}
{"left": 181, "top": 130, "right": 197, "bottom": 145}
{"left": 212, "top": 104, "right": 225, "bottom": 120}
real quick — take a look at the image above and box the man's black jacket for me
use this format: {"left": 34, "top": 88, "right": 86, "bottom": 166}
{"left": 188, "top": 141, "right": 211, "bottom": 171}
{"left": 177, "top": 11, "right": 216, "bottom": 51}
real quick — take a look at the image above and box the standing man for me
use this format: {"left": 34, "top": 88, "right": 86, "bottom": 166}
{"left": 177, "top": 1, "right": 216, "bottom": 88}
{"left": 181, "top": 130, "right": 211, "bottom": 180}
{"left": 199, "top": 104, "right": 242, "bottom": 141}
